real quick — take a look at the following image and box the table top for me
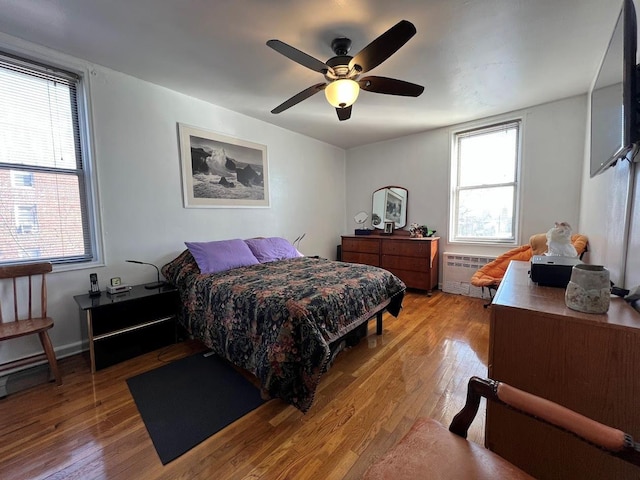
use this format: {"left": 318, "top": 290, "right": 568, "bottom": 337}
{"left": 73, "top": 284, "right": 177, "bottom": 310}
{"left": 342, "top": 234, "right": 440, "bottom": 241}
{"left": 494, "top": 261, "right": 640, "bottom": 331}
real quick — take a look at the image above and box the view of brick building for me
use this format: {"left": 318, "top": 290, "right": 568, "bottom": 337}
{"left": 0, "top": 169, "right": 85, "bottom": 263}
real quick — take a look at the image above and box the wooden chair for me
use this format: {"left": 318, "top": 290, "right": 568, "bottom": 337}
{"left": 364, "top": 376, "right": 640, "bottom": 479}
{"left": 0, "top": 263, "right": 61, "bottom": 389}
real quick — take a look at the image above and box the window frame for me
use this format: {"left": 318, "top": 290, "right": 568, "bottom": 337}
{"left": 0, "top": 44, "right": 103, "bottom": 269}
{"left": 449, "top": 119, "right": 523, "bottom": 246}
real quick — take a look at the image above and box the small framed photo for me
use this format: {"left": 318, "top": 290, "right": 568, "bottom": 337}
{"left": 384, "top": 221, "right": 394, "bottom": 235}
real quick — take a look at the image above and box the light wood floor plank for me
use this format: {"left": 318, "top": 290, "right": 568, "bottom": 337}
{"left": 0, "top": 291, "right": 490, "bottom": 479}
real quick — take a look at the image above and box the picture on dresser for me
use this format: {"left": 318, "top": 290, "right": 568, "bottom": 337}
{"left": 178, "top": 123, "right": 270, "bottom": 208}
{"left": 372, "top": 186, "right": 408, "bottom": 229}
{"left": 384, "top": 189, "right": 403, "bottom": 224}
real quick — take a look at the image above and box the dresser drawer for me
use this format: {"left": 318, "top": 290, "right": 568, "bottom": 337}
{"left": 342, "top": 237, "right": 380, "bottom": 254}
{"left": 384, "top": 267, "right": 430, "bottom": 290}
{"left": 381, "top": 239, "right": 431, "bottom": 258}
{"left": 342, "top": 251, "right": 380, "bottom": 266}
{"left": 381, "top": 254, "right": 427, "bottom": 272}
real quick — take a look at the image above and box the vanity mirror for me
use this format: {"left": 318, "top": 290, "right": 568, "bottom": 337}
{"left": 372, "top": 186, "right": 408, "bottom": 229}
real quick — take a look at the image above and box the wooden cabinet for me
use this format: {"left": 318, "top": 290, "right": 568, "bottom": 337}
{"left": 341, "top": 235, "right": 439, "bottom": 292}
{"left": 487, "top": 260, "right": 640, "bottom": 479}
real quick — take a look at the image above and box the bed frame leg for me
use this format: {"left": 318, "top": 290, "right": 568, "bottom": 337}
{"left": 376, "top": 311, "right": 383, "bottom": 335}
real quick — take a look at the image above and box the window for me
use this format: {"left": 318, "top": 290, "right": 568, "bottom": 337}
{"left": 14, "top": 205, "right": 38, "bottom": 234}
{"left": 450, "top": 120, "right": 521, "bottom": 244}
{"left": 10, "top": 170, "right": 34, "bottom": 187}
{"left": 0, "top": 51, "right": 98, "bottom": 266}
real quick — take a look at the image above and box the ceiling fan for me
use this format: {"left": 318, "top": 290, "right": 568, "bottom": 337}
{"left": 266, "top": 20, "right": 424, "bottom": 121}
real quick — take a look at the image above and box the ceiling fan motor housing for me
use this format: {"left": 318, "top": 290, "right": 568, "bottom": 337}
{"left": 325, "top": 55, "right": 356, "bottom": 81}
{"left": 331, "top": 37, "right": 352, "bottom": 56}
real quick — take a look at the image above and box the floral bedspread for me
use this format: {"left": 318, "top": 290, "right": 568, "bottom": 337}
{"left": 162, "top": 251, "right": 406, "bottom": 412}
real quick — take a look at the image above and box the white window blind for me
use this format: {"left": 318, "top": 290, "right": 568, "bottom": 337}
{"left": 0, "top": 52, "right": 95, "bottom": 265}
{"left": 450, "top": 120, "right": 521, "bottom": 244}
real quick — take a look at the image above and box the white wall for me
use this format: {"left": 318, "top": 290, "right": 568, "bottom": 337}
{"left": 345, "top": 95, "right": 588, "bottom": 271}
{"left": 0, "top": 36, "right": 347, "bottom": 366}
{"left": 626, "top": 163, "right": 640, "bottom": 287}
{"left": 578, "top": 154, "right": 632, "bottom": 287}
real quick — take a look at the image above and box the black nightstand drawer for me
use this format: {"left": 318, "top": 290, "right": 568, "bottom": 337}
{"left": 93, "top": 319, "right": 176, "bottom": 370}
{"left": 91, "top": 292, "right": 179, "bottom": 336}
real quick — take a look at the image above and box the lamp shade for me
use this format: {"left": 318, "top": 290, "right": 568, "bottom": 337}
{"left": 324, "top": 79, "right": 360, "bottom": 108}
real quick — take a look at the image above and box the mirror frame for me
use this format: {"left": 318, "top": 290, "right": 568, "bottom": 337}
{"left": 372, "top": 186, "right": 408, "bottom": 230}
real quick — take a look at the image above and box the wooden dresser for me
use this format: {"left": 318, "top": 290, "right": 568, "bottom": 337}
{"left": 487, "top": 260, "right": 640, "bottom": 479}
{"left": 341, "top": 235, "right": 439, "bottom": 292}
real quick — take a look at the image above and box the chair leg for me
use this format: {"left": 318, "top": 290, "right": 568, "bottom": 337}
{"left": 482, "top": 285, "right": 491, "bottom": 308}
{"left": 483, "top": 285, "right": 497, "bottom": 308}
{"left": 38, "top": 331, "right": 62, "bottom": 385}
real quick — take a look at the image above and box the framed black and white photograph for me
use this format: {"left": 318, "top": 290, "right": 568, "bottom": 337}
{"left": 384, "top": 221, "right": 394, "bottom": 234}
{"left": 384, "top": 188, "right": 403, "bottom": 224}
{"left": 178, "top": 123, "right": 269, "bottom": 208}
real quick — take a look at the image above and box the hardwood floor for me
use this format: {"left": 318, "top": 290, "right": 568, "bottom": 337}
{"left": 0, "top": 291, "right": 490, "bottom": 479}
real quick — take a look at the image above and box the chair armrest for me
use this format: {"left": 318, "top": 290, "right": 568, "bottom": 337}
{"left": 448, "top": 376, "right": 640, "bottom": 467}
{"left": 449, "top": 377, "right": 499, "bottom": 438}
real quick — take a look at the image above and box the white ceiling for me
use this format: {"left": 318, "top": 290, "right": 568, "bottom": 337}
{"left": 0, "top": 0, "right": 622, "bottom": 149}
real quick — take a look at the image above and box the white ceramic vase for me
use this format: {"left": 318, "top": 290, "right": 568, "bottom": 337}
{"left": 565, "top": 264, "right": 610, "bottom": 314}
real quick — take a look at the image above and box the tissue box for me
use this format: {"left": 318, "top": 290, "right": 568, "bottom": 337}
{"left": 530, "top": 255, "right": 582, "bottom": 288}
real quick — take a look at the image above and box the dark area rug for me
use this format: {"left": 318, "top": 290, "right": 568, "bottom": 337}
{"left": 127, "top": 352, "right": 266, "bottom": 464}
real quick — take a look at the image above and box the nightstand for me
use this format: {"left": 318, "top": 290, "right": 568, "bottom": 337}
{"left": 73, "top": 284, "right": 180, "bottom": 372}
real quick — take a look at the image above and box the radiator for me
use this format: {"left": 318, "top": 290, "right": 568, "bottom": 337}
{"left": 442, "top": 252, "right": 496, "bottom": 298}
{"left": 0, "top": 362, "right": 50, "bottom": 397}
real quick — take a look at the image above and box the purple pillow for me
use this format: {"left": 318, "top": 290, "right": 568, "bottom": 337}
{"left": 244, "top": 237, "right": 303, "bottom": 263}
{"left": 185, "top": 239, "right": 259, "bottom": 274}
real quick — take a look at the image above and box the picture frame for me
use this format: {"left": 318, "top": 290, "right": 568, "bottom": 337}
{"left": 384, "top": 221, "right": 394, "bottom": 235}
{"left": 384, "top": 188, "right": 404, "bottom": 225}
{"left": 178, "top": 123, "right": 270, "bottom": 208}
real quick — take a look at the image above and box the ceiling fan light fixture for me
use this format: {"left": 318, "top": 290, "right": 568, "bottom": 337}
{"left": 324, "top": 79, "right": 360, "bottom": 108}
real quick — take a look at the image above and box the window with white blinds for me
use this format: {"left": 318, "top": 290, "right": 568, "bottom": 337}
{"left": 450, "top": 120, "right": 521, "bottom": 244}
{"left": 0, "top": 52, "right": 97, "bottom": 265}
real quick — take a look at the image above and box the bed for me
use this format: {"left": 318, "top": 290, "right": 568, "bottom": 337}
{"left": 161, "top": 240, "right": 406, "bottom": 412}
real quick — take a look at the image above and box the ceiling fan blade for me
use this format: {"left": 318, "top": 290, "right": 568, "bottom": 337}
{"left": 271, "top": 83, "right": 326, "bottom": 114}
{"left": 336, "top": 105, "right": 352, "bottom": 121}
{"left": 267, "top": 39, "right": 334, "bottom": 75}
{"left": 349, "top": 20, "right": 417, "bottom": 74}
{"left": 359, "top": 76, "right": 424, "bottom": 97}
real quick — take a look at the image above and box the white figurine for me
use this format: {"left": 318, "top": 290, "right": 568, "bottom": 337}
{"left": 545, "top": 222, "right": 577, "bottom": 257}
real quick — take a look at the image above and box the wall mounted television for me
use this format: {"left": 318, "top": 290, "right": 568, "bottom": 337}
{"left": 589, "top": 0, "right": 639, "bottom": 178}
